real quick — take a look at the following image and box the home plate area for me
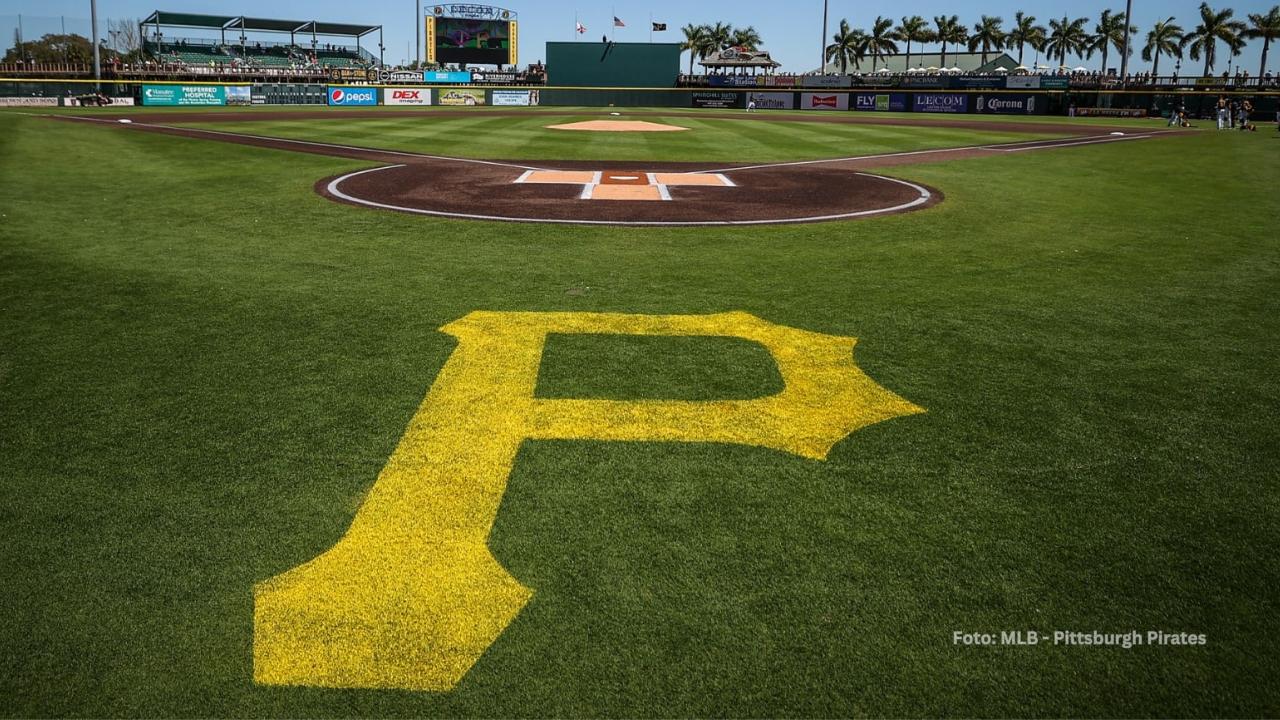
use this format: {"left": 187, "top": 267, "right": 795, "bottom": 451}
{"left": 515, "top": 170, "right": 737, "bottom": 201}
{"left": 320, "top": 161, "right": 940, "bottom": 226}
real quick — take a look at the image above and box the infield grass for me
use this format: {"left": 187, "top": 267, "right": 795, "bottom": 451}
{"left": 0, "top": 111, "right": 1277, "bottom": 717}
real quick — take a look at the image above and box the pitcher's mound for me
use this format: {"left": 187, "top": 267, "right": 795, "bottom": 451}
{"left": 546, "top": 120, "right": 690, "bottom": 132}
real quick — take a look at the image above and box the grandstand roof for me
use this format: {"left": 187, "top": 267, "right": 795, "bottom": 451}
{"left": 813, "top": 51, "right": 1018, "bottom": 74}
{"left": 141, "top": 10, "right": 379, "bottom": 37}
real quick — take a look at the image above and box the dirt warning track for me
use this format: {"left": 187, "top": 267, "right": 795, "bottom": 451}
{"left": 52, "top": 114, "right": 1175, "bottom": 226}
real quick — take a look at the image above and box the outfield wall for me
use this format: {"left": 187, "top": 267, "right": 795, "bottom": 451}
{"left": 2, "top": 79, "right": 1277, "bottom": 116}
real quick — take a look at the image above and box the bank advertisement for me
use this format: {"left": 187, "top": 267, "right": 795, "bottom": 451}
{"left": 746, "top": 91, "right": 795, "bottom": 110}
{"left": 913, "top": 93, "right": 969, "bottom": 113}
{"left": 801, "top": 92, "right": 850, "bottom": 110}
{"left": 384, "top": 87, "right": 432, "bottom": 105}
{"left": 327, "top": 86, "right": 377, "bottom": 106}
{"left": 973, "top": 93, "right": 1041, "bottom": 114}
{"left": 852, "top": 93, "right": 908, "bottom": 111}
{"left": 141, "top": 85, "right": 226, "bottom": 106}
{"left": 438, "top": 88, "right": 486, "bottom": 106}
{"left": 899, "top": 76, "right": 947, "bottom": 89}
{"left": 491, "top": 90, "right": 537, "bottom": 106}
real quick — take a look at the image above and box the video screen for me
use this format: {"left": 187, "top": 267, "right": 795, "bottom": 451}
{"left": 434, "top": 18, "right": 511, "bottom": 65}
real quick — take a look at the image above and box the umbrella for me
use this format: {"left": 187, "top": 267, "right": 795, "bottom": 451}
{"left": 875, "top": 66, "right": 893, "bottom": 74}
{"left": 926, "top": 66, "right": 940, "bottom": 72}
{"left": 1035, "top": 63, "right": 1051, "bottom": 70}
{"left": 1015, "top": 65, "right": 1029, "bottom": 71}
{"left": 1072, "top": 66, "right": 1088, "bottom": 73}
{"left": 993, "top": 67, "right": 1009, "bottom": 73}
{"left": 948, "top": 66, "right": 962, "bottom": 74}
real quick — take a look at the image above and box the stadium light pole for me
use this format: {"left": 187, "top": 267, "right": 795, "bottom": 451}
{"left": 90, "top": 0, "right": 101, "bottom": 89}
{"left": 820, "top": 0, "right": 828, "bottom": 73}
{"left": 415, "top": 0, "right": 421, "bottom": 67}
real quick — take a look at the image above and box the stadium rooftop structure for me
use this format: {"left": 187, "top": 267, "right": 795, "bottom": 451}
{"left": 813, "top": 51, "right": 1018, "bottom": 74}
{"left": 700, "top": 48, "right": 782, "bottom": 74}
{"left": 140, "top": 10, "right": 383, "bottom": 65}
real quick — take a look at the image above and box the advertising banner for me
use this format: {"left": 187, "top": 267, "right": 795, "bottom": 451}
{"left": 973, "top": 93, "right": 1041, "bottom": 114}
{"left": 437, "top": 88, "right": 486, "bottom": 106}
{"left": 1076, "top": 107, "right": 1148, "bottom": 117}
{"left": 424, "top": 70, "right": 473, "bottom": 83}
{"left": 801, "top": 92, "right": 849, "bottom": 110}
{"left": 329, "top": 67, "right": 375, "bottom": 83}
{"left": 384, "top": 87, "right": 432, "bottom": 105}
{"left": 1039, "top": 77, "right": 1070, "bottom": 90}
{"left": 327, "top": 86, "right": 377, "bottom": 106}
{"left": 708, "top": 75, "right": 761, "bottom": 88}
{"left": 141, "top": 85, "right": 226, "bottom": 106}
{"left": 804, "top": 75, "right": 853, "bottom": 88}
{"left": 763, "top": 75, "right": 797, "bottom": 87}
{"left": 0, "top": 97, "right": 58, "bottom": 106}
{"left": 491, "top": 90, "right": 534, "bottom": 106}
{"left": 746, "top": 91, "right": 795, "bottom": 110}
{"left": 1006, "top": 75, "right": 1041, "bottom": 89}
{"left": 950, "top": 77, "right": 1006, "bottom": 89}
{"left": 471, "top": 71, "right": 518, "bottom": 84}
{"left": 225, "top": 86, "right": 252, "bottom": 106}
{"left": 899, "top": 76, "right": 947, "bottom": 89}
{"left": 852, "top": 92, "right": 908, "bottom": 111}
{"left": 692, "top": 91, "right": 743, "bottom": 109}
{"left": 913, "top": 93, "right": 969, "bottom": 113}
{"left": 378, "top": 70, "right": 425, "bottom": 83}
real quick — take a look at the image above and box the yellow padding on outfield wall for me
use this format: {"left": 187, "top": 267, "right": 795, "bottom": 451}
{"left": 253, "top": 311, "right": 924, "bottom": 691}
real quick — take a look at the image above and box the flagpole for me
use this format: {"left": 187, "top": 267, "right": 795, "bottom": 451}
{"left": 649, "top": 12, "right": 652, "bottom": 43}
{"left": 612, "top": 6, "right": 616, "bottom": 42}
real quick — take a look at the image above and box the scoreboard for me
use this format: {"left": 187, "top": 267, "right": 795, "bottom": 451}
{"left": 427, "top": 4, "right": 518, "bottom": 67}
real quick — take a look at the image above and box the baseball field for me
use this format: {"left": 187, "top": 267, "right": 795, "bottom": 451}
{"left": 1, "top": 106, "right": 1277, "bottom": 716}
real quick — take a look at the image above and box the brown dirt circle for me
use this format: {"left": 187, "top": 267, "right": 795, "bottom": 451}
{"left": 318, "top": 161, "right": 941, "bottom": 226}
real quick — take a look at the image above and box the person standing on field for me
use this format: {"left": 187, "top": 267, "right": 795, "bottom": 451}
{"left": 1216, "top": 96, "right": 1228, "bottom": 129}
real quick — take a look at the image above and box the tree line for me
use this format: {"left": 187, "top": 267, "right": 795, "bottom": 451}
{"left": 682, "top": 3, "right": 1279, "bottom": 77}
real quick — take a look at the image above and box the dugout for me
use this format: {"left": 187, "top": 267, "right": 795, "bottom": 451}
{"left": 546, "top": 42, "right": 681, "bottom": 88}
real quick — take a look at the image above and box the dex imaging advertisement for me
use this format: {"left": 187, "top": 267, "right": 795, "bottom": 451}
{"left": 384, "top": 88, "right": 432, "bottom": 106}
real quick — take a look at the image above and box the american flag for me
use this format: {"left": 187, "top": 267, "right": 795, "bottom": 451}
{"left": 613, "top": 16, "right": 626, "bottom": 27}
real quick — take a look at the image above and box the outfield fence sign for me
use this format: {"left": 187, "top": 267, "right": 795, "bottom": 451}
{"left": 492, "top": 90, "right": 537, "bottom": 106}
{"left": 973, "top": 93, "right": 1042, "bottom": 114}
{"left": 384, "top": 88, "right": 433, "bottom": 106}
{"left": 327, "top": 87, "right": 377, "bottom": 106}
{"left": 692, "top": 91, "right": 743, "bottom": 109}
{"left": 747, "top": 92, "right": 795, "bottom": 110}
{"left": 438, "top": 89, "right": 486, "bottom": 106}
{"left": 852, "top": 92, "right": 908, "bottom": 111}
{"left": 912, "top": 93, "right": 968, "bottom": 113}
{"left": 801, "top": 92, "right": 850, "bottom": 110}
{"left": 141, "top": 84, "right": 226, "bottom": 106}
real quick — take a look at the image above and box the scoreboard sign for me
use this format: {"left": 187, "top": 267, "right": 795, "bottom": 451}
{"left": 426, "top": 4, "right": 518, "bottom": 67}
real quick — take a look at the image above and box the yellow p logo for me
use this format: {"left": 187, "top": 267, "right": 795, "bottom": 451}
{"left": 253, "top": 311, "right": 923, "bottom": 691}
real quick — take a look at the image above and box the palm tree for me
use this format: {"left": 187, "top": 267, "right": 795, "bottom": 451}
{"left": 892, "top": 15, "right": 933, "bottom": 70}
{"left": 825, "top": 19, "right": 867, "bottom": 73}
{"left": 933, "top": 15, "right": 967, "bottom": 68}
{"left": 1045, "top": 16, "right": 1091, "bottom": 67}
{"left": 1007, "top": 11, "right": 1047, "bottom": 66}
{"left": 864, "top": 16, "right": 899, "bottom": 70}
{"left": 1142, "top": 17, "right": 1184, "bottom": 76}
{"left": 680, "top": 24, "right": 710, "bottom": 75}
{"left": 1184, "top": 3, "right": 1247, "bottom": 75}
{"left": 1090, "top": 9, "right": 1137, "bottom": 74}
{"left": 968, "top": 15, "right": 1006, "bottom": 66}
{"left": 1246, "top": 6, "right": 1280, "bottom": 77}
{"left": 707, "top": 21, "right": 734, "bottom": 52}
{"left": 730, "top": 25, "right": 762, "bottom": 50}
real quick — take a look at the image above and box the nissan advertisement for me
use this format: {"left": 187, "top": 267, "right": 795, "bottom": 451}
{"left": 913, "top": 93, "right": 969, "bottom": 113}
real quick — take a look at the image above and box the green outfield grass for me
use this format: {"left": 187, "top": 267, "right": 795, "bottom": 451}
{"left": 0, "top": 110, "right": 1277, "bottom": 717}
{"left": 173, "top": 112, "right": 1067, "bottom": 162}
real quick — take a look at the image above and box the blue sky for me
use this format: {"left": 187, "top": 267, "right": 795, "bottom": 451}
{"left": 3, "top": 0, "right": 1276, "bottom": 74}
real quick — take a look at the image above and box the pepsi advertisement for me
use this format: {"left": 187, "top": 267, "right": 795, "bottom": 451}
{"left": 327, "top": 87, "right": 378, "bottom": 106}
{"left": 913, "top": 93, "right": 969, "bottom": 113}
